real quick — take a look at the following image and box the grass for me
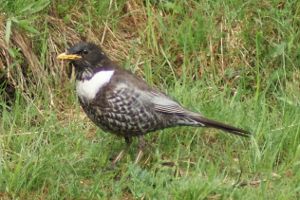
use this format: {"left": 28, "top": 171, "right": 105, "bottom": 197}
{"left": 1, "top": 0, "right": 300, "bottom": 199}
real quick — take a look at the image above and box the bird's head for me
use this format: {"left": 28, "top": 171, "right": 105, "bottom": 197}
{"left": 57, "top": 42, "right": 108, "bottom": 79}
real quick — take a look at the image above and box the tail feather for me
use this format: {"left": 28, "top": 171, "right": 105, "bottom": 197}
{"left": 188, "top": 114, "right": 251, "bottom": 137}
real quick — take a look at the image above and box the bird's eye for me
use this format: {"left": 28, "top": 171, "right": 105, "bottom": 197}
{"left": 82, "top": 49, "right": 88, "bottom": 54}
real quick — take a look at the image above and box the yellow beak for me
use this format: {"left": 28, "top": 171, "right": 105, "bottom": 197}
{"left": 57, "top": 52, "right": 82, "bottom": 60}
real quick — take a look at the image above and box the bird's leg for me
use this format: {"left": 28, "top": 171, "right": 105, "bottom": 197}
{"left": 111, "top": 136, "right": 132, "bottom": 166}
{"left": 134, "top": 136, "right": 146, "bottom": 164}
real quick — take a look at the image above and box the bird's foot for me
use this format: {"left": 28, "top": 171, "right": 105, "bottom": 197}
{"left": 134, "top": 149, "right": 144, "bottom": 164}
{"left": 110, "top": 149, "right": 126, "bottom": 168}
{"left": 134, "top": 136, "right": 146, "bottom": 164}
{"left": 108, "top": 149, "right": 127, "bottom": 170}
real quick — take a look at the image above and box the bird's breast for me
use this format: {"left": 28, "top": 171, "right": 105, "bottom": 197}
{"left": 76, "top": 70, "right": 115, "bottom": 101}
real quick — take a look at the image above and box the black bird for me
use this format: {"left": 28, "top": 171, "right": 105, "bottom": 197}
{"left": 57, "top": 42, "right": 250, "bottom": 164}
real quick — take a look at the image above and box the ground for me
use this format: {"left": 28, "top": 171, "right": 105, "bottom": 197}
{"left": 0, "top": 0, "right": 300, "bottom": 199}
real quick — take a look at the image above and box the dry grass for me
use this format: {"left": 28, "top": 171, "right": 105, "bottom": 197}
{"left": 0, "top": 0, "right": 149, "bottom": 106}
{"left": 0, "top": 1, "right": 299, "bottom": 199}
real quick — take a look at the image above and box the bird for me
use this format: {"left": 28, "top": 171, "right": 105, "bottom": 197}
{"left": 57, "top": 42, "right": 250, "bottom": 165}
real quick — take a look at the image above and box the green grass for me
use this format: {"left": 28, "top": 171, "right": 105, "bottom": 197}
{"left": 1, "top": 0, "right": 300, "bottom": 199}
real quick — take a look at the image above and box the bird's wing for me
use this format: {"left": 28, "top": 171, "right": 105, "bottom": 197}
{"left": 98, "top": 69, "right": 187, "bottom": 115}
{"left": 144, "top": 91, "right": 187, "bottom": 114}
{"left": 102, "top": 82, "right": 186, "bottom": 115}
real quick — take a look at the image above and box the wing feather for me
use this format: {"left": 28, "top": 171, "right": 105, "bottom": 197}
{"left": 146, "top": 91, "right": 186, "bottom": 114}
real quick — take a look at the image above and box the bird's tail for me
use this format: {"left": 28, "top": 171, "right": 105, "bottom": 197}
{"left": 180, "top": 113, "right": 251, "bottom": 137}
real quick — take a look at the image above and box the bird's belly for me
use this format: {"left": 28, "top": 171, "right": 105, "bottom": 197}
{"left": 80, "top": 102, "right": 172, "bottom": 136}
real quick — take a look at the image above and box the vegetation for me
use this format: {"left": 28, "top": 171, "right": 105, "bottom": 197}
{"left": 0, "top": 0, "right": 299, "bottom": 199}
